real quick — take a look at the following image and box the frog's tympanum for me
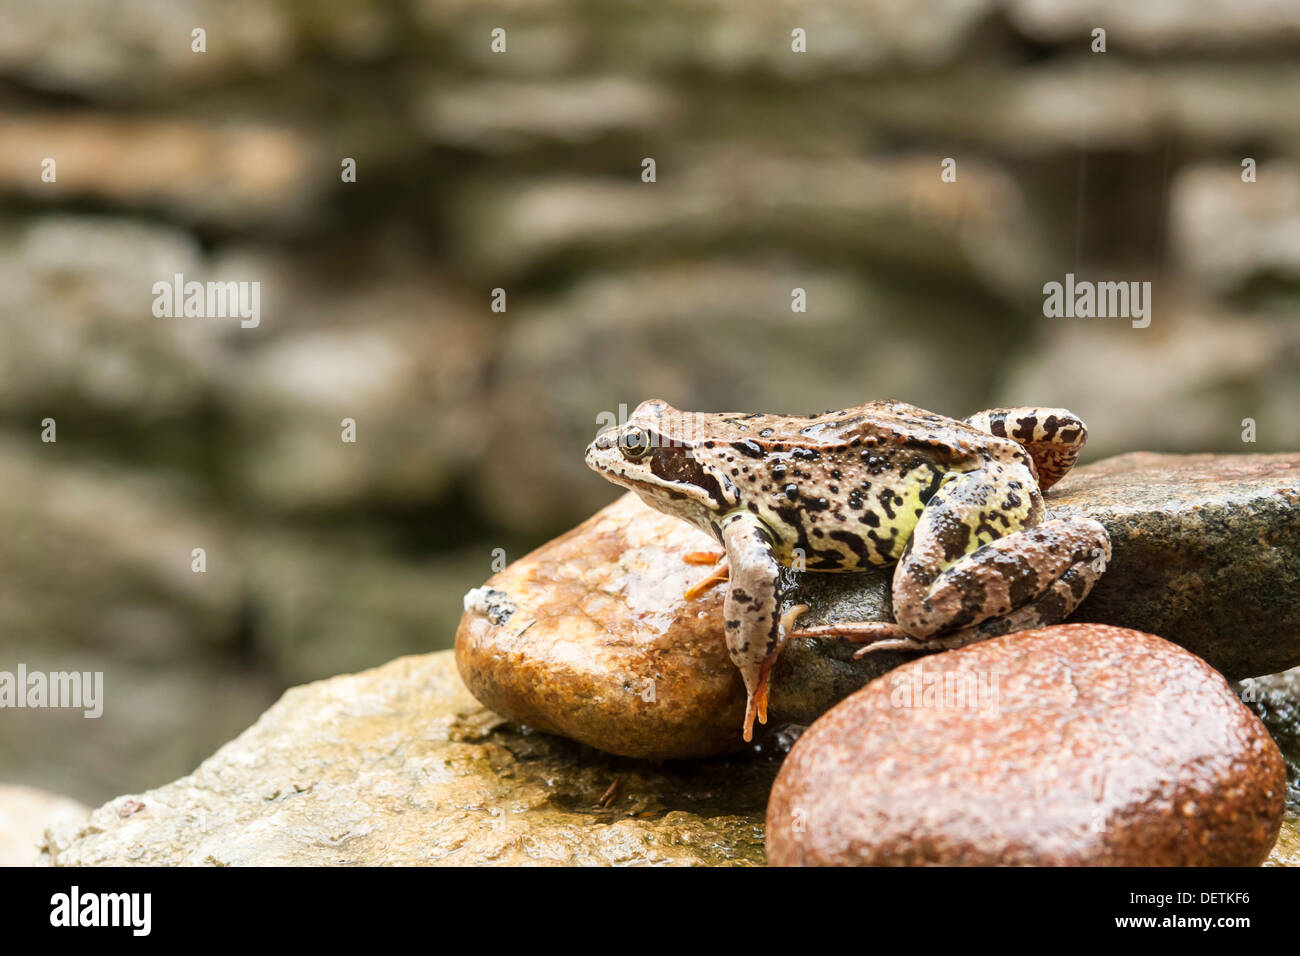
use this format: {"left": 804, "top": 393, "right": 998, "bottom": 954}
{"left": 586, "top": 400, "right": 1112, "bottom": 742}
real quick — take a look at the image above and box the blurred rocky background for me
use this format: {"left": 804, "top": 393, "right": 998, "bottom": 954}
{"left": 0, "top": 0, "right": 1298, "bottom": 805}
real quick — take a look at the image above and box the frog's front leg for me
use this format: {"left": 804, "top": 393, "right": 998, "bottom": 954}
{"left": 887, "top": 466, "right": 1110, "bottom": 650}
{"left": 719, "top": 510, "right": 784, "bottom": 742}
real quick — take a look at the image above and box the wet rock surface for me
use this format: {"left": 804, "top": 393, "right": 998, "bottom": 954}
{"left": 1057, "top": 453, "right": 1300, "bottom": 679}
{"left": 41, "top": 651, "right": 773, "bottom": 867}
{"left": 39, "top": 643, "right": 1299, "bottom": 867}
{"left": 456, "top": 493, "right": 904, "bottom": 760}
{"left": 766, "top": 624, "right": 1288, "bottom": 866}
{"left": 1266, "top": 814, "right": 1300, "bottom": 867}
{"left": 1240, "top": 666, "right": 1300, "bottom": 806}
{"left": 458, "top": 452, "right": 1300, "bottom": 759}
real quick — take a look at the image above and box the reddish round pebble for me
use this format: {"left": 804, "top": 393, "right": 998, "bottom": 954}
{"left": 766, "top": 623, "right": 1287, "bottom": 866}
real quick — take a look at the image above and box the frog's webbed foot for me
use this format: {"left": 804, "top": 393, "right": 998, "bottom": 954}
{"left": 739, "top": 605, "right": 811, "bottom": 731}
{"left": 852, "top": 630, "right": 979, "bottom": 656}
{"left": 744, "top": 656, "right": 776, "bottom": 740}
{"left": 683, "top": 556, "right": 729, "bottom": 600}
{"left": 964, "top": 407, "right": 1088, "bottom": 491}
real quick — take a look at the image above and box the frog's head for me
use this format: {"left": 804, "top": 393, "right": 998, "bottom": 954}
{"left": 586, "top": 399, "right": 741, "bottom": 530}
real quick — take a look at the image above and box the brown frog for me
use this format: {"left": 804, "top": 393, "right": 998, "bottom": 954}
{"left": 586, "top": 399, "right": 1111, "bottom": 741}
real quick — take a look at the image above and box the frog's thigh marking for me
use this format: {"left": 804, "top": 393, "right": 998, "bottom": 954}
{"left": 720, "top": 511, "right": 782, "bottom": 741}
{"left": 940, "top": 542, "right": 1110, "bottom": 646}
{"left": 865, "top": 522, "right": 1111, "bottom": 653}
{"left": 965, "top": 407, "right": 1087, "bottom": 491}
{"left": 892, "top": 469, "right": 1108, "bottom": 639}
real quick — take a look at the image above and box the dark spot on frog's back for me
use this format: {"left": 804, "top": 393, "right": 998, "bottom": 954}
{"left": 877, "top": 488, "right": 901, "bottom": 519}
{"left": 898, "top": 453, "right": 929, "bottom": 477}
{"left": 862, "top": 453, "right": 891, "bottom": 475}
{"left": 731, "top": 440, "right": 764, "bottom": 459}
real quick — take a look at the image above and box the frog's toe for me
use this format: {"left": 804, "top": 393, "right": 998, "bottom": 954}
{"left": 742, "top": 687, "right": 763, "bottom": 742}
{"left": 741, "top": 652, "right": 781, "bottom": 741}
{"left": 779, "top": 603, "right": 810, "bottom": 634}
{"left": 682, "top": 550, "right": 725, "bottom": 566}
{"left": 859, "top": 629, "right": 988, "bottom": 656}
{"left": 790, "top": 619, "right": 909, "bottom": 649}
{"left": 684, "top": 559, "right": 729, "bottom": 600}
{"left": 852, "top": 638, "right": 927, "bottom": 657}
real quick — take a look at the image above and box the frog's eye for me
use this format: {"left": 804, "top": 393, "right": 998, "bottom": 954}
{"left": 618, "top": 425, "right": 654, "bottom": 460}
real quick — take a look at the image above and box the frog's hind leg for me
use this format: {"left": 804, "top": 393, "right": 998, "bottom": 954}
{"left": 964, "top": 407, "right": 1088, "bottom": 491}
{"left": 893, "top": 558, "right": 1107, "bottom": 652}
{"left": 848, "top": 563, "right": 1102, "bottom": 656}
{"left": 890, "top": 467, "right": 1111, "bottom": 650}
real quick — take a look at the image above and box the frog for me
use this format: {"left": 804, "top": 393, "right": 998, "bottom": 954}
{"left": 585, "top": 399, "right": 1111, "bottom": 742}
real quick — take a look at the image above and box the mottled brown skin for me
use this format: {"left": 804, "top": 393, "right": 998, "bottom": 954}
{"left": 586, "top": 399, "right": 1111, "bottom": 740}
